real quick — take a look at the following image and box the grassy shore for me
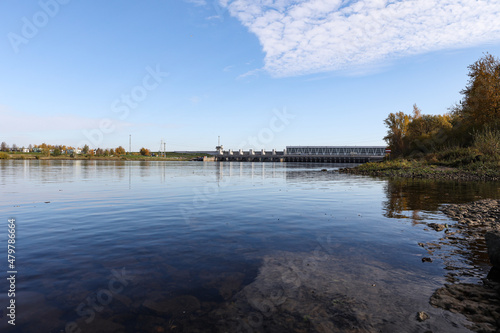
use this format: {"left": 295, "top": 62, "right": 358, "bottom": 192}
{"left": 0, "top": 151, "right": 207, "bottom": 161}
{"left": 339, "top": 148, "right": 500, "bottom": 181}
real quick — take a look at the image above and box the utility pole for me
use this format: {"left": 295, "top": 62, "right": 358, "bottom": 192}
{"left": 215, "top": 136, "right": 223, "bottom": 154}
{"left": 159, "top": 139, "right": 166, "bottom": 157}
{"left": 129, "top": 135, "right": 131, "bottom": 154}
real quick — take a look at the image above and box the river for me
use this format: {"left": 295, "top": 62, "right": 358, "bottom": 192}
{"left": 0, "top": 160, "right": 498, "bottom": 332}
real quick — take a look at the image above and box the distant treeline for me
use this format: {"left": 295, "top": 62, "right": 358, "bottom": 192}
{"left": 0, "top": 142, "right": 129, "bottom": 157}
{"left": 384, "top": 53, "right": 500, "bottom": 160}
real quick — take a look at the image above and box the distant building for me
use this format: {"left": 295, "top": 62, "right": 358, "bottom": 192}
{"left": 68, "top": 148, "right": 82, "bottom": 155}
{"left": 22, "top": 148, "right": 30, "bottom": 153}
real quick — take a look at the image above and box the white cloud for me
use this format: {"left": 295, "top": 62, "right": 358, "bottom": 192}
{"left": 237, "top": 68, "right": 264, "bottom": 79}
{"left": 219, "top": 0, "right": 500, "bottom": 77}
{"left": 206, "top": 15, "right": 222, "bottom": 20}
{"left": 184, "top": 0, "right": 208, "bottom": 6}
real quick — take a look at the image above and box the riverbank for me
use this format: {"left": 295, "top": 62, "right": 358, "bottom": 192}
{"left": 0, "top": 152, "right": 206, "bottom": 162}
{"left": 427, "top": 199, "right": 500, "bottom": 332}
{"left": 339, "top": 159, "right": 500, "bottom": 181}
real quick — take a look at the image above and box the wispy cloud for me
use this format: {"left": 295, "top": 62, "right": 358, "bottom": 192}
{"left": 206, "top": 15, "right": 222, "bottom": 20}
{"left": 219, "top": 0, "right": 500, "bottom": 77}
{"left": 184, "top": 0, "right": 208, "bottom": 6}
{"left": 237, "top": 68, "right": 263, "bottom": 80}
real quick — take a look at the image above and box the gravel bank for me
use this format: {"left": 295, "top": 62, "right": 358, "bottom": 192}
{"left": 338, "top": 167, "right": 500, "bottom": 182}
{"left": 430, "top": 199, "right": 500, "bottom": 332}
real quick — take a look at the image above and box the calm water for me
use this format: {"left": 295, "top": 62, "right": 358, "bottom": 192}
{"left": 0, "top": 160, "right": 499, "bottom": 332}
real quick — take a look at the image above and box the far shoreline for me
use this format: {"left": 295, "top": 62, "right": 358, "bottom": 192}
{"left": 0, "top": 152, "right": 207, "bottom": 162}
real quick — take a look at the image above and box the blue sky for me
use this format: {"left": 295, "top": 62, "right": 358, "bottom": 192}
{"left": 1, "top": 0, "right": 500, "bottom": 152}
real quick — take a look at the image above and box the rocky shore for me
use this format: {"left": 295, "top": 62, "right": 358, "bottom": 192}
{"left": 440, "top": 199, "right": 500, "bottom": 239}
{"left": 338, "top": 164, "right": 500, "bottom": 182}
{"left": 429, "top": 199, "right": 500, "bottom": 332}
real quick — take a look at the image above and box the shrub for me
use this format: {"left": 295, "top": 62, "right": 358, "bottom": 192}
{"left": 473, "top": 128, "right": 500, "bottom": 158}
{"left": 435, "top": 147, "right": 482, "bottom": 167}
{"left": 0, "top": 152, "right": 9, "bottom": 159}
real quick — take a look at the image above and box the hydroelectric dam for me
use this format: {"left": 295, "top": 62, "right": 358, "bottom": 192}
{"left": 207, "top": 146, "right": 387, "bottom": 163}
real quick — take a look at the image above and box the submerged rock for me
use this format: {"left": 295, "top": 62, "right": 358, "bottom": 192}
{"left": 430, "top": 282, "right": 500, "bottom": 333}
{"left": 0, "top": 292, "right": 64, "bottom": 333}
{"left": 143, "top": 294, "right": 201, "bottom": 315}
{"left": 485, "top": 231, "right": 500, "bottom": 268}
{"left": 416, "top": 311, "right": 429, "bottom": 322}
{"left": 201, "top": 271, "right": 245, "bottom": 300}
{"left": 208, "top": 251, "right": 471, "bottom": 333}
{"left": 428, "top": 223, "right": 446, "bottom": 232}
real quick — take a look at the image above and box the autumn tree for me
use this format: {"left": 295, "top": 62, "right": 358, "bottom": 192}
{"left": 383, "top": 111, "right": 411, "bottom": 156}
{"left": 1, "top": 142, "right": 8, "bottom": 152}
{"left": 140, "top": 147, "right": 150, "bottom": 156}
{"left": 406, "top": 105, "right": 452, "bottom": 154}
{"left": 95, "top": 148, "right": 104, "bottom": 156}
{"left": 459, "top": 53, "right": 500, "bottom": 130}
{"left": 110, "top": 148, "right": 115, "bottom": 156}
{"left": 82, "top": 144, "right": 89, "bottom": 154}
{"left": 115, "top": 146, "right": 126, "bottom": 155}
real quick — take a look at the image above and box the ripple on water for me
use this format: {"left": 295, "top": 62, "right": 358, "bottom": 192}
{"left": 1, "top": 160, "right": 498, "bottom": 332}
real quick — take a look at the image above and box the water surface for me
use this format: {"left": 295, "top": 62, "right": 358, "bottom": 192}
{"left": 0, "top": 160, "right": 498, "bottom": 332}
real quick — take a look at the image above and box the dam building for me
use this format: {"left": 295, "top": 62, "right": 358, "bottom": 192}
{"left": 213, "top": 146, "right": 387, "bottom": 163}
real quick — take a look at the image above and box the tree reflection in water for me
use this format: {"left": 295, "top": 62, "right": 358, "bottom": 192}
{"left": 383, "top": 178, "right": 500, "bottom": 222}
{"left": 383, "top": 177, "right": 500, "bottom": 282}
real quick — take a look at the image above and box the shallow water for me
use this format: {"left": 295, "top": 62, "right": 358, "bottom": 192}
{"left": 0, "top": 160, "right": 498, "bottom": 332}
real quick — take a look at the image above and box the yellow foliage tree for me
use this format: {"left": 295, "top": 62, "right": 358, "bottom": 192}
{"left": 383, "top": 111, "right": 411, "bottom": 156}
{"left": 115, "top": 146, "right": 126, "bottom": 155}
{"left": 460, "top": 53, "right": 500, "bottom": 130}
